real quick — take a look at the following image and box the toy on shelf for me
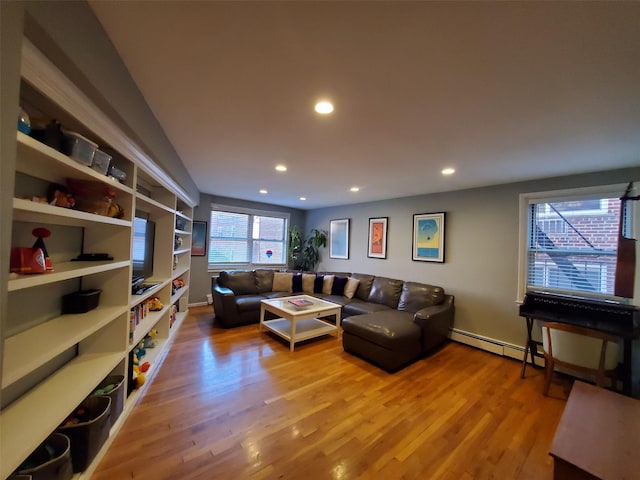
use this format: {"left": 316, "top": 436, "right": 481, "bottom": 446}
{"left": 131, "top": 352, "right": 147, "bottom": 389}
{"left": 148, "top": 297, "right": 163, "bottom": 311}
{"left": 32, "top": 227, "right": 53, "bottom": 272}
{"left": 134, "top": 341, "right": 146, "bottom": 360}
{"left": 9, "top": 226, "right": 53, "bottom": 274}
{"left": 143, "top": 329, "right": 158, "bottom": 349}
{"left": 61, "top": 407, "right": 89, "bottom": 427}
{"left": 47, "top": 183, "right": 75, "bottom": 208}
{"left": 10, "top": 246, "right": 46, "bottom": 274}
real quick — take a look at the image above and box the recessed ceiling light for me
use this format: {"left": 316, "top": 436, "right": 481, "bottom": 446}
{"left": 259, "top": 189, "right": 268, "bottom": 194}
{"left": 350, "top": 187, "right": 360, "bottom": 192}
{"left": 314, "top": 101, "right": 334, "bottom": 114}
{"left": 299, "top": 197, "right": 307, "bottom": 201}
{"left": 275, "top": 165, "right": 287, "bottom": 172}
{"left": 442, "top": 167, "right": 456, "bottom": 175}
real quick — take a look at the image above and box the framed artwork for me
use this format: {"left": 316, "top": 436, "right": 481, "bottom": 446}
{"left": 330, "top": 218, "right": 350, "bottom": 259}
{"left": 191, "top": 221, "right": 207, "bottom": 256}
{"left": 368, "top": 217, "right": 388, "bottom": 259}
{"left": 412, "top": 212, "right": 445, "bottom": 263}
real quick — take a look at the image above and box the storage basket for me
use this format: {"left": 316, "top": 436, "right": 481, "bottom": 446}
{"left": 56, "top": 396, "right": 111, "bottom": 472}
{"left": 12, "top": 432, "right": 73, "bottom": 480}
{"left": 92, "top": 375, "right": 125, "bottom": 424}
{"left": 61, "top": 289, "right": 101, "bottom": 314}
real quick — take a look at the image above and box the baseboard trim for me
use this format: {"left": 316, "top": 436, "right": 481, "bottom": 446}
{"left": 449, "top": 328, "right": 544, "bottom": 367}
{"left": 189, "top": 301, "right": 209, "bottom": 307}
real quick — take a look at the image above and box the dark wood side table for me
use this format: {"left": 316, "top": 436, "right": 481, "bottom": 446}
{"left": 549, "top": 381, "right": 640, "bottom": 480}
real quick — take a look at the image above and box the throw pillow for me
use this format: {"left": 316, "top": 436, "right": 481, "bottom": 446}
{"left": 302, "top": 273, "right": 316, "bottom": 293}
{"left": 343, "top": 277, "right": 361, "bottom": 299}
{"left": 322, "top": 275, "right": 335, "bottom": 294}
{"left": 272, "top": 272, "right": 293, "bottom": 292}
{"left": 331, "top": 276, "right": 348, "bottom": 296}
{"left": 292, "top": 273, "right": 303, "bottom": 293}
{"left": 313, "top": 274, "right": 325, "bottom": 293}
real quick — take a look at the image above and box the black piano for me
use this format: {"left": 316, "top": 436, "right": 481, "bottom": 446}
{"left": 519, "top": 291, "right": 640, "bottom": 395}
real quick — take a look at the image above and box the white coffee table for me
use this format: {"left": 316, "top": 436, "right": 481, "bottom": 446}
{"left": 260, "top": 295, "right": 342, "bottom": 351}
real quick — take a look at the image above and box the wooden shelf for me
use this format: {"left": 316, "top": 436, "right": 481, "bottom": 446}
{"left": 131, "top": 305, "right": 169, "bottom": 348}
{"left": 170, "top": 286, "right": 189, "bottom": 305}
{"left": 2, "top": 305, "right": 128, "bottom": 388}
{"left": 15, "top": 132, "right": 133, "bottom": 197}
{"left": 8, "top": 260, "right": 130, "bottom": 292}
{"left": 135, "top": 192, "right": 174, "bottom": 214}
{"left": 13, "top": 198, "right": 131, "bottom": 227}
{"left": 1, "top": 38, "right": 193, "bottom": 480}
{"left": 0, "top": 351, "right": 124, "bottom": 479}
{"left": 8, "top": 260, "right": 129, "bottom": 291}
{"left": 171, "top": 265, "right": 189, "bottom": 280}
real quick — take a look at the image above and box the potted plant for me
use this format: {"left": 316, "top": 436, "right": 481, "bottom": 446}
{"left": 288, "top": 226, "right": 327, "bottom": 271}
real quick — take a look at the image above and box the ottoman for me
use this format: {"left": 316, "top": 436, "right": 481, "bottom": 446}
{"left": 342, "top": 310, "right": 423, "bottom": 372}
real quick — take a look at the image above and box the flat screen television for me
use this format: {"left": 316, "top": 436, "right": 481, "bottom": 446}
{"left": 132, "top": 210, "right": 155, "bottom": 288}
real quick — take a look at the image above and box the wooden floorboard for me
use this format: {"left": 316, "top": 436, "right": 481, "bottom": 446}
{"left": 91, "top": 306, "right": 572, "bottom": 480}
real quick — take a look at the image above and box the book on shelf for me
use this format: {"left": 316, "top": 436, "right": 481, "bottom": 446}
{"left": 288, "top": 298, "right": 313, "bottom": 307}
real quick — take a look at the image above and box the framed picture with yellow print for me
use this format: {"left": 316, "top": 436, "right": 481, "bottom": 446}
{"left": 412, "top": 212, "right": 445, "bottom": 263}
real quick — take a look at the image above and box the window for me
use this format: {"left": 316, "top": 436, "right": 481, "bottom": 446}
{"left": 518, "top": 184, "right": 634, "bottom": 301}
{"left": 208, "top": 205, "right": 289, "bottom": 268}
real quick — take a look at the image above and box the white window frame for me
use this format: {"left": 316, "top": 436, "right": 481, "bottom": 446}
{"left": 517, "top": 183, "right": 638, "bottom": 304}
{"left": 208, "top": 204, "right": 290, "bottom": 271}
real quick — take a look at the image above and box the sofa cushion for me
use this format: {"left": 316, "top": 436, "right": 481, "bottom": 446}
{"left": 313, "top": 275, "right": 324, "bottom": 293}
{"left": 292, "top": 273, "right": 303, "bottom": 293}
{"left": 264, "top": 291, "right": 293, "bottom": 299}
{"left": 218, "top": 271, "right": 257, "bottom": 295}
{"left": 255, "top": 269, "right": 274, "bottom": 293}
{"left": 322, "top": 275, "right": 335, "bottom": 294}
{"left": 302, "top": 273, "right": 316, "bottom": 293}
{"left": 343, "top": 277, "right": 360, "bottom": 299}
{"left": 397, "top": 282, "right": 445, "bottom": 313}
{"left": 273, "top": 272, "right": 293, "bottom": 292}
{"left": 312, "top": 293, "right": 351, "bottom": 307}
{"left": 343, "top": 299, "right": 392, "bottom": 317}
{"left": 342, "top": 311, "right": 419, "bottom": 349}
{"left": 235, "top": 295, "right": 265, "bottom": 313}
{"left": 350, "top": 273, "right": 375, "bottom": 301}
{"left": 367, "top": 276, "right": 404, "bottom": 309}
{"left": 331, "top": 276, "right": 348, "bottom": 296}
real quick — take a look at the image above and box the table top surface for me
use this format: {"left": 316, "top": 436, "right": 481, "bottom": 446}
{"left": 549, "top": 381, "right": 640, "bottom": 479}
{"left": 261, "top": 295, "right": 341, "bottom": 316}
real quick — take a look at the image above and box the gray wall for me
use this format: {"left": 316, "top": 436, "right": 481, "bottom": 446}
{"left": 22, "top": 0, "right": 199, "bottom": 204}
{"left": 307, "top": 167, "right": 640, "bottom": 347}
{"left": 188, "top": 193, "right": 305, "bottom": 304}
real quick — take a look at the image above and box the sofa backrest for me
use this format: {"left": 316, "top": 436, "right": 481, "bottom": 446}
{"left": 350, "top": 273, "right": 375, "bottom": 301}
{"left": 367, "top": 276, "right": 404, "bottom": 309}
{"left": 255, "top": 269, "right": 275, "bottom": 293}
{"left": 397, "top": 282, "right": 445, "bottom": 313}
{"left": 217, "top": 270, "right": 257, "bottom": 295}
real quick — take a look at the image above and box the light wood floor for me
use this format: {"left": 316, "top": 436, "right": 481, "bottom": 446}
{"left": 92, "top": 306, "right": 572, "bottom": 480}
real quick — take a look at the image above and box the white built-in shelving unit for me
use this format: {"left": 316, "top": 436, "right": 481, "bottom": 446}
{"left": 0, "top": 39, "right": 196, "bottom": 479}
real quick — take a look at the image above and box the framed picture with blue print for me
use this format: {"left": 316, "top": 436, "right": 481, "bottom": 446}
{"left": 412, "top": 212, "right": 445, "bottom": 262}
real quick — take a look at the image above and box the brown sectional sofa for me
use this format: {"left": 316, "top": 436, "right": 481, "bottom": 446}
{"left": 211, "top": 269, "right": 454, "bottom": 371}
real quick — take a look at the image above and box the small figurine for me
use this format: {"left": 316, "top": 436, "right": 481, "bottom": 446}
{"left": 32, "top": 227, "right": 53, "bottom": 272}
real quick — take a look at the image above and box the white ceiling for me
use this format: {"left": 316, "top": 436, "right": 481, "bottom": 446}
{"left": 89, "top": 1, "right": 640, "bottom": 210}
